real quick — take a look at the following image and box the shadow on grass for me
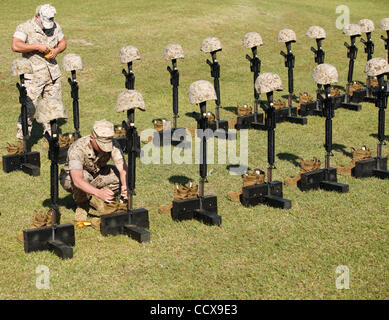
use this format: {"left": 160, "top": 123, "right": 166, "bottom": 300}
{"left": 277, "top": 152, "right": 300, "bottom": 167}
{"left": 224, "top": 106, "right": 237, "bottom": 114}
{"left": 42, "top": 194, "right": 75, "bottom": 210}
{"left": 370, "top": 133, "right": 389, "bottom": 142}
{"left": 28, "top": 118, "right": 67, "bottom": 149}
{"left": 168, "top": 175, "right": 192, "bottom": 185}
{"left": 333, "top": 143, "right": 353, "bottom": 158}
{"left": 226, "top": 164, "right": 250, "bottom": 175}
{"left": 185, "top": 112, "right": 200, "bottom": 121}
{"left": 281, "top": 94, "right": 299, "bottom": 103}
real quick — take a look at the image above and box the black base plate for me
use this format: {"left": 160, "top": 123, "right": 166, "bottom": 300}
{"left": 350, "top": 88, "right": 368, "bottom": 103}
{"left": 298, "top": 101, "right": 322, "bottom": 117}
{"left": 57, "top": 146, "right": 69, "bottom": 164}
{"left": 171, "top": 195, "right": 221, "bottom": 226}
{"left": 112, "top": 136, "right": 142, "bottom": 157}
{"left": 23, "top": 224, "right": 75, "bottom": 259}
{"left": 240, "top": 181, "right": 292, "bottom": 209}
{"left": 152, "top": 128, "right": 191, "bottom": 148}
{"left": 100, "top": 208, "right": 150, "bottom": 242}
{"left": 352, "top": 157, "right": 389, "bottom": 179}
{"left": 235, "top": 113, "right": 264, "bottom": 130}
{"left": 2, "top": 152, "right": 40, "bottom": 176}
{"left": 251, "top": 107, "right": 307, "bottom": 129}
{"left": 297, "top": 168, "right": 349, "bottom": 193}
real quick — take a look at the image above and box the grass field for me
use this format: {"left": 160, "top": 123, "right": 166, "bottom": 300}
{"left": 0, "top": 0, "right": 388, "bottom": 300}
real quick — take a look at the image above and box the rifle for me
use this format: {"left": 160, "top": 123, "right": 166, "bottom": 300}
{"left": 246, "top": 46, "right": 261, "bottom": 119}
{"left": 16, "top": 74, "right": 29, "bottom": 153}
{"left": 206, "top": 51, "right": 221, "bottom": 128}
{"left": 280, "top": 41, "right": 295, "bottom": 114}
{"left": 167, "top": 59, "right": 179, "bottom": 129}
{"left": 122, "top": 61, "right": 135, "bottom": 90}
{"left": 45, "top": 119, "right": 60, "bottom": 225}
{"left": 67, "top": 70, "right": 81, "bottom": 139}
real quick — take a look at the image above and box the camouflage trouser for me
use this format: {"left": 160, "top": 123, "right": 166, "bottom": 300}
{"left": 59, "top": 165, "right": 120, "bottom": 205}
{"left": 16, "top": 68, "right": 62, "bottom": 139}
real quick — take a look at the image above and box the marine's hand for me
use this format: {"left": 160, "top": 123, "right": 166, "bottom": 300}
{"left": 46, "top": 48, "right": 59, "bottom": 60}
{"left": 35, "top": 44, "right": 51, "bottom": 54}
{"left": 98, "top": 189, "right": 114, "bottom": 203}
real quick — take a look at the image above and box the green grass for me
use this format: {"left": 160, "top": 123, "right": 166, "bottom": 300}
{"left": 0, "top": 0, "right": 388, "bottom": 299}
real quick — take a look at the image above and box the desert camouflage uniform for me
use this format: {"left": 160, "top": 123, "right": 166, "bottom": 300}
{"left": 13, "top": 18, "right": 64, "bottom": 139}
{"left": 60, "top": 136, "right": 124, "bottom": 205}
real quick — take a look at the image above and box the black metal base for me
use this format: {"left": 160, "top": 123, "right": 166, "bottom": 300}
{"left": 57, "top": 146, "right": 69, "bottom": 164}
{"left": 208, "top": 120, "right": 236, "bottom": 140}
{"left": 235, "top": 113, "right": 264, "bottom": 130}
{"left": 100, "top": 208, "right": 150, "bottom": 243}
{"left": 196, "top": 120, "right": 236, "bottom": 140}
{"left": 350, "top": 88, "right": 368, "bottom": 103}
{"left": 340, "top": 102, "right": 362, "bottom": 111}
{"left": 332, "top": 94, "right": 346, "bottom": 109}
{"left": 251, "top": 107, "right": 307, "bottom": 130}
{"left": 113, "top": 136, "right": 142, "bottom": 157}
{"left": 297, "top": 168, "right": 349, "bottom": 193}
{"left": 23, "top": 223, "right": 75, "bottom": 259}
{"left": 298, "top": 101, "right": 322, "bottom": 117}
{"left": 171, "top": 195, "right": 221, "bottom": 226}
{"left": 240, "top": 181, "right": 292, "bottom": 209}
{"left": 2, "top": 152, "right": 40, "bottom": 176}
{"left": 152, "top": 128, "right": 191, "bottom": 148}
{"left": 352, "top": 157, "right": 389, "bottom": 179}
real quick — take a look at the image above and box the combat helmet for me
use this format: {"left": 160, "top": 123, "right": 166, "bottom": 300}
{"left": 343, "top": 24, "right": 362, "bottom": 37}
{"left": 118, "top": 45, "right": 141, "bottom": 64}
{"left": 254, "top": 73, "right": 283, "bottom": 94}
{"left": 188, "top": 80, "right": 217, "bottom": 104}
{"left": 312, "top": 63, "right": 339, "bottom": 85}
{"left": 359, "top": 19, "right": 375, "bottom": 33}
{"left": 10, "top": 58, "right": 33, "bottom": 76}
{"left": 364, "top": 57, "right": 389, "bottom": 77}
{"left": 379, "top": 18, "right": 389, "bottom": 31}
{"left": 116, "top": 89, "right": 146, "bottom": 112}
{"left": 200, "top": 37, "right": 222, "bottom": 53}
{"left": 36, "top": 98, "right": 68, "bottom": 124}
{"left": 242, "top": 32, "right": 263, "bottom": 49}
{"left": 306, "top": 26, "right": 326, "bottom": 39}
{"left": 277, "top": 29, "right": 296, "bottom": 43}
{"left": 62, "top": 53, "right": 83, "bottom": 71}
{"left": 163, "top": 44, "right": 184, "bottom": 60}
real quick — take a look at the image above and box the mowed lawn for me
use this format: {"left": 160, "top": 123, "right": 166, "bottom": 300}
{"left": 0, "top": 0, "right": 388, "bottom": 299}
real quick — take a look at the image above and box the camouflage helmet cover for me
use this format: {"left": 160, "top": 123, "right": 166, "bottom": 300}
{"left": 10, "top": 57, "right": 33, "bottom": 76}
{"left": 36, "top": 98, "right": 68, "bottom": 123}
{"left": 255, "top": 72, "right": 283, "bottom": 94}
{"left": 116, "top": 89, "right": 146, "bottom": 112}
{"left": 312, "top": 63, "right": 338, "bottom": 85}
{"left": 277, "top": 29, "right": 296, "bottom": 43}
{"left": 242, "top": 32, "right": 263, "bottom": 49}
{"left": 163, "top": 44, "right": 184, "bottom": 60}
{"left": 359, "top": 19, "right": 375, "bottom": 33}
{"left": 364, "top": 57, "right": 389, "bottom": 77}
{"left": 188, "top": 80, "right": 217, "bottom": 104}
{"left": 379, "top": 18, "right": 389, "bottom": 31}
{"left": 118, "top": 45, "right": 141, "bottom": 64}
{"left": 62, "top": 53, "right": 83, "bottom": 72}
{"left": 306, "top": 26, "right": 326, "bottom": 39}
{"left": 343, "top": 24, "right": 362, "bottom": 36}
{"left": 200, "top": 37, "right": 222, "bottom": 53}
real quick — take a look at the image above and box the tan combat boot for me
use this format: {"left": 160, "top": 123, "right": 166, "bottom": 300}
{"left": 338, "top": 146, "right": 372, "bottom": 175}
{"left": 285, "top": 157, "right": 321, "bottom": 186}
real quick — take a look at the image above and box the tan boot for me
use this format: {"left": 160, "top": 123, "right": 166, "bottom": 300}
{"left": 237, "top": 104, "right": 252, "bottom": 116}
{"left": 227, "top": 189, "right": 242, "bottom": 202}
{"left": 158, "top": 203, "right": 173, "bottom": 215}
{"left": 90, "top": 217, "right": 101, "bottom": 229}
